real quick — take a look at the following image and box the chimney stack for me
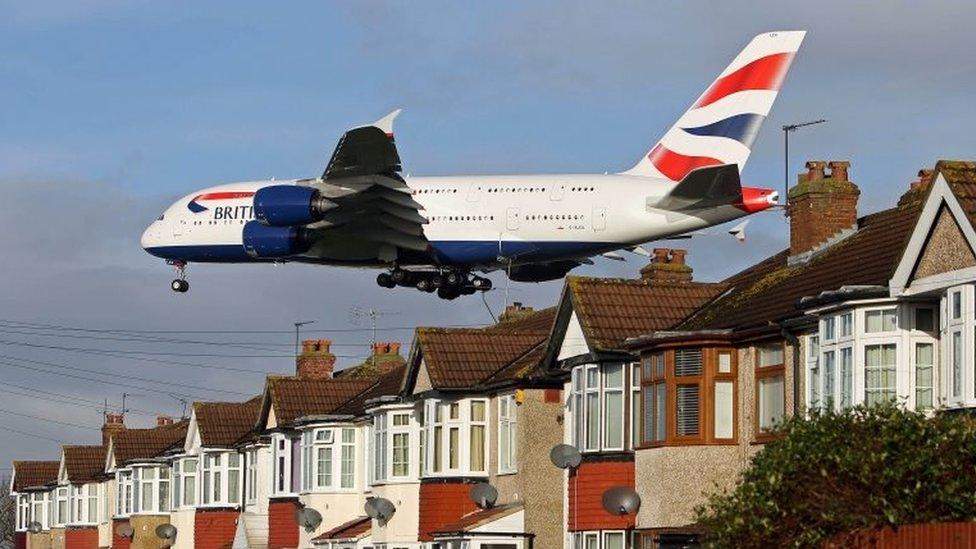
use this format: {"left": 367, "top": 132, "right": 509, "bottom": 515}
{"left": 156, "top": 416, "right": 174, "bottom": 427}
{"left": 787, "top": 160, "right": 860, "bottom": 260}
{"left": 639, "top": 248, "right": 693, "bottom": 283}
{"left": 900, "top": 168, "right": 935, "bottom": 206}
{"left": 499, "top": 302, "right": 536, "bottom": 323}
{"left": 102, "top": 413, "right": 126, "bottom": 446}
{"left": 297, "top": 339, "right": 336, "bottom": 380}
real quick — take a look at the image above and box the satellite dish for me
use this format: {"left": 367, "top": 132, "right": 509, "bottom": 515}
{"left": 27, "top": 521, "right": 43, "bottom": 534}
{"left": 601, "top": 487, "right": 641, "bottom": 515}
{"left": 364, "top": 497, "right": 396, "bottom": 523}
{"left": 549, "top": 444, "right": 582, "bottom": 469}
{"left": 115, "top": 524, "right": 134, "bottom": 539}
{"left": 155, "top": 523, "right": 177, "bottom": 546}
{"left": 294, "top": 507, "right": 323, "bottom": 533}
{"left": 470, "top": 483, "right": 498, "bottom": 509}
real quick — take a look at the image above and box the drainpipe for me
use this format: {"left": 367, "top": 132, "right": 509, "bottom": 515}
{"left": 780, "top": 326, "right": 801, "bottom": 415}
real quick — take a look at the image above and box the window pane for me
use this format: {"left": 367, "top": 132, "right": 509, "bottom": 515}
{"left": 604, "top": 363, "right": 624, "bottom": 388}
{"left": 714, "top": 381, "right": 734, "bottom": 439}
{"left": 604, "top": 532, "right": 624, "bottom": 549}
{"left": 676, "top": 384, "right": 700, "bottom": 436}
{"left": 866, "top": 309, "right": 897, "bottom": 333}
{"left": 916, "top": 343, "right": 934, "bottom": 409}
{"left": 953, "top": 291, "right": 962, "bottom": 319}
{"left": 184, "top": 476, "right": 195, "bottom": 506}
{"left": 674, "top": 349, "right": 703, "bottom": 376}
{"left": 916, "top": 308, "right": 935, "bottom": 331}
{"left": 585, "top": 392, "right": 600, "bottom": 449}
{"left": 840, "top": 347, "right": 853, "bottom": 409}
{"left": 604, "top": 391, "right": 623, "bottom": 448}
{"left": 341, "top": 444, "right": 355, "bottom": 488}
{"left": 865, "top": 344, "right": 897, "bottom": 405}
{"left": 758, "top": 375, "right": 784, "bottom": 431}
{"left": 433, "top": 426, "right": 442, "bottom": 472}
{"left": 159, "top": 481, "right": 169, "bottom": 512}
{"left": 471, "top": 401, "right": 486, "bottom": 422}
{"left": 469, "top": 425, "right": 485, "bottom": 471}
{"left": 718, "top": 352, "right": 732, "bottom": 374}
{"left": 317, "top": 447, "right": 332, "bottom": 487}
{"left": 655, "top": 384, "right": 666, "bottom": 441}
{"left": 448, "top": 427, "right": 459, "bottom": 469}
{"left": 840, "top": 313, "right": 853, "bottom": 337}
{"left": 823, "top": 317, "right": 835, "bottom": 340}
{"left": 759, "top": 345, "right": 784, "bottom": 367}
{"left": 641, "top": 387, "right": 654, "bottom": 443}
{"left": 393, "top": 433, "right": 409, "bottom": 476}
{"left": 953, "top": 331, "right": 963, "bottom": 398}
{"left": 228, "top": 470, "right": 239, "bottom": 504}
{"left": 655, "top": 354, "right": 665, "bottom": 378}
{"left": 823, "top": 351, "right": 836, "bottom": 410}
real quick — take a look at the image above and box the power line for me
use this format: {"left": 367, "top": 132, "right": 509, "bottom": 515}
{"left": 0, "top": 425, "right": 68, "bottom": 444}
{"left": 0, "top": 408, "right": 100, "bottom": 432}
{"left": 0, "top": 384, "right": 161, "bottom": 417}
{"left": 0, "top": 318, "right": 486, "bottom": 335}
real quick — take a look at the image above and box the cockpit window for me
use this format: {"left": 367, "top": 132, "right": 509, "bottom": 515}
{"left": 157, "top": 213, "right": 165, "bottom": 221}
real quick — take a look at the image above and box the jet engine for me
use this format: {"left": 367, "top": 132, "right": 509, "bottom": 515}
{"left": 507, "top": 260, "right": 580, "bottom": 282}
{"left": 253, "top": 185, "right": 336, "bottom": 227}
{"left": 242, "top": 221, "right": 311, "bottom": 258}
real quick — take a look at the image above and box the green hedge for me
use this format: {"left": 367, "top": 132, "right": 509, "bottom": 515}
{"left": 695, "top": 404, "right": 976, "bottom": 548}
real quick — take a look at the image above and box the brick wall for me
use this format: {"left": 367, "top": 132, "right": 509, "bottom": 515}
{"left": 267, "top": 499, "right": 300, "bottom": 549}
{"left": 111, "top": 520, "right": 131, "bottom": 549}
{"left": 787, "top": 160, "right": 860, "bottom": 257}
{"left": 64, "top": 527, "right": 99, "bottom": 549}
{"left": 193, "top": 509, "right": 238, "bottom": 549}
{"left": 417, "top": 480, "right": 479, "bottom": 541}
{"left": 568, "top": 456, "right": 636, "bottom": 531}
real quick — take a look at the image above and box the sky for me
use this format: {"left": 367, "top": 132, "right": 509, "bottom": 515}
{"left": 1, "top": 0, "right": 975, "bottom": 471}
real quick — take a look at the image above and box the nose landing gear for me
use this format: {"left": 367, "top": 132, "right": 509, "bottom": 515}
{"left": 169, "top": 260, "right": 190, "bottom": 293}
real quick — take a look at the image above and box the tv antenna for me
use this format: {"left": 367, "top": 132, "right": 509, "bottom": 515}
{"left": 168, "top": 394, "right": 189, "bottom": 418}
{"left": 350, "top": 307, "right": 399, "bottom": 368}
{"left": 782, "top": 119, "right": 827, "bottom": 213}
{"left": 293, "top": 320, "right": 316, "bottom": 358}
{"left": 121, "top": 392, "right": 142, "bottom": 416}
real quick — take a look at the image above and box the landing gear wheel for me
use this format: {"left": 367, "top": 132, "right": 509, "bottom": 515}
{"left": 416, "top": 278, "right": 436, "bottom": 293}
{"left": 391, "top": 269, "right": 409, "bottom": 285}
{"left": 471, "top": 277, "right": 492, "bottom": 291}
{"left": 171, "top": 279, "right": 189, "bottom": 293}
{"left": 445, "top": 271, "right": 464, "bottom": 286}
{"left": 168, "top": 260, "right": 189, "bottom": 293}
{"left": 376, "top": 272, "right": 396, "bottom": 288}
{"left": 437, "top": 287, "right": 460, "bottom": 300}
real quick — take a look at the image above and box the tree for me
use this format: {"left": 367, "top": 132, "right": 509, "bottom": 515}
{"left": 695, "top": 404, "right": 976, "bottom": 548}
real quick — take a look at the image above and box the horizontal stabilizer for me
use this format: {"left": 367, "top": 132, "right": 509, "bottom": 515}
{"left": 652, "top": 163, "right": 742, "bottom": 211}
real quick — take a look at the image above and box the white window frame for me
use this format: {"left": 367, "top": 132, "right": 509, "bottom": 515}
{"left": 389, "top": 415, "right": 410, "bottom": 480}
{"left": 130, "top": 465, "right": 170, "bottom": 515}
{"left": 54, "top": 486, "right": 68, "bottom": 527}
{"left": 569, "top": 362, "right": 634, "bottom": 453}
{"left": 29, "top": 491, "right": 49, "bottom": 530}
{"left": 271, "top": 434, "right": 293, "bottom": 496}
{"left": 16, "top": 493, "right": 29, "bottom": 531}
{"left": 301, "top": 425, "right": 358, "bottom": 492}
{"left": 115, "top": 470, "right": 132, "bottom": 517}
{"left": 807, "top": 335, "right": 820, "bottom": 410}
{"left": 423, "top": 398, "right": 489, "bottom": 477}
{"left": 497, "top": 393, "right": 518, "bottom": 474}
{"left": 245, "top": 449, "right": 258, "bottom": 504}
{"left": 200, "top": 451, "right": 241, "bottom": 507}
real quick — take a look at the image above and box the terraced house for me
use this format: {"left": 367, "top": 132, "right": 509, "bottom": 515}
{"left": 10, "top": 159, "right": 976, "bottom": 549}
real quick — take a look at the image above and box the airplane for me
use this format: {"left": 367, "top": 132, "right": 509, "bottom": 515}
{"left": 142, "top": 31, "right": 805, "bottom": 300}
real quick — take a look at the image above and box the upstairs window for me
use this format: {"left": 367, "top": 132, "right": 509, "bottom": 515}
{"left": 424, "top": 398, "right": 489, "bottom": 476}
{"left": 245, "top": 450, "right": 258, "bottom": 504}
{"left": 115, "top": 472, "right": 132, "bottom": 517}
{"left": 372, "top": 409, "right": 417, "bottom": 484}
{"left": 498, "top": 394, "right": 518, "bottom": 474}
{"left": 865, "top": 308, "right": 898, "bottom": 333}
{"left": 271, "top": 435, "right": 292, "bottom": 496}
{"left": 756, "top": 343, "right": 786, "bottom": 437}
{"left": 201, "top": 452, "right": 241, "bottom": 506}
{"left": 132, "top": 466, "right": 170, "bottom": 514}
{"left": 55, "top": 486, "right": 68, "bottom": 526}
{"left": 172, "top": 458, "right": 197, "bottom": 508}
{"left": 569, "top": 363, "right": 639, "bottom": 452}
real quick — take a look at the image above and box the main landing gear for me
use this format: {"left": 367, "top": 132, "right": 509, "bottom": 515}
{"left": 376, "top": 268, "right": 492, "bottom": 300}
{"left": 169, "top": 260, "right": 190, "bottom": 293}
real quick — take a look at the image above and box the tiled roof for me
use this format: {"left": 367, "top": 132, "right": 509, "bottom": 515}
{"left": 63, "top": 445, "right": 107, "bottom": 484}
{"left": 194, "top": 396, "right": 261, "bottom": 448}
{"left": 486, "top": 341, "right": 548, "bottom": 385}
{"left": 112, "top": 420, "right": 189, "bottom": 466}
{"left": 12, "top": 461, "right": 59, "bottom": 491}
{"left": 678, "top": 161, "right": 976, "bottom": 332}
{"left": 267, "top": 377, "right": 376, "bottom": 426}
{"left": 337, "top": 363, "right": 409, "bottom": 416}
{"left": 416, "top": 329, "right": 547, "bottom": 390}
{"left": 566, "top": 277, "right": 727, "bottom": 350}
{"left": 431, "top": 502, "right": 523, "bottom": 535}
{"left": 311, "top": 516, "right": 371, "bottom": 542}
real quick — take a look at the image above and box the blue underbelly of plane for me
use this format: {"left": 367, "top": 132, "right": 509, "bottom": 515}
{"left": 144, "top": 240, "right": 615, "bottom": 266}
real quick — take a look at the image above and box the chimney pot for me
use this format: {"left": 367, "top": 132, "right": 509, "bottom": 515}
{"left": 828, "top": 161, "right": 850, "bottom": 182}
{"left": 302, "top": 340, "right": 315, "bottom": 353}
{"left": 297, "top": 338, "right": 335, "bottom": 380}
{"left": 670, "top": 249, "right": 687, "bottom": 265}
{"left": 389, "top": 342, "right": 401, "bottom": 355}
{"left": 652, "top": 248, "right": 670, "bottom": 263}
{"left": 804, "top": 160, "right": 827, "bottom": 182}
{"left": 156, "top": 416, "right": 174, "bottom": 427}
{"left": 640, "top": 249, "right": 693, "bottom": 283}
{"left": 102, "top": 414, "right": 126, "bottom": 446}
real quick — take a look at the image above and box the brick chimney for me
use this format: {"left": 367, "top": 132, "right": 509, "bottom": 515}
{"left": 156, "top": 416, "right": 174, "bottom": 427}
{"left": 499, "top": 302, "right": 536, "bottom": 323}
{"left": 787, "top": 160, "right": 860, "bottom": 259}
{"left": 899, "top": 168, "right": 935, "bottom": 206}
{"left": 639, "top": 248, "right": 693, "bottom": 283}
{"left": 102, "top": 413, "right": 126, "bottom": 446}
{"left": 297, "top": 339, "right": 336, "bottom": 380}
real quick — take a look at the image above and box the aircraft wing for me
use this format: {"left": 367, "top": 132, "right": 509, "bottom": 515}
{"left": 306, "top": 110, "right": 430, "bottom": 258}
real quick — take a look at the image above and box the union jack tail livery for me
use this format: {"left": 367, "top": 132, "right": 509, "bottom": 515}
{"left": 624, "top": 31, "right": 806, "bottom": 180}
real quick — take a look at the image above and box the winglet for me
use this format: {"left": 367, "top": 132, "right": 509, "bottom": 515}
{"left": 371, "top": 109, "right": 402, "bottom": 137}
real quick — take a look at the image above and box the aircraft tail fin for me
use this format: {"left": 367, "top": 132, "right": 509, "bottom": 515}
{"left": 624, "top": 31, "right": 806, "bottom": 180}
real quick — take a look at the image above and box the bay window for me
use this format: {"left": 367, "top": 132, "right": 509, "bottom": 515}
{"left": 172, "top": 457, "right": 197, "bottom": 508}
{"left": 30, "top": 492, "right": 48, "bottom": 530}
{"left": 131, "top": 466, "right": 170, "bottom": 514}
{"left": 498, "top": 394, "right": 517, "bottom": 473}
{"left": 115, "top": 471, "right": 132, "bottom": 516}
{"left": 756, "top": 343, "right": 785, "bottom": 436}
{"left": 16, "top": 494, "right": 28, "bottom": 531}
{"left": 865, "top": 344, "right": 897, "bottom": 405}
{"left": 570, "top": 362, "right": 639, "bottom": 452}
{"left": 201, "top": 452, "right": 241, "bottom": 506}
{"left": 55, "top": 486, "right": 68, "bottom": 526}
{"left": 372, "top": 408, "right": 417, "bottom": 483}
{"left": 425, "top": 398, "right": 489, "bottom": 476}
{"left": 271, "top": 435, "right": 293, "bottom": 496}
{"left": 391, "top": 415, "right": 410, "bottom": 478}
{"left": 302, "top": 426, "right": 358, "bottom": 490}
{"left": 245, "top": 449, "right": 259, "bottom": 504}
{"left": 641, "top": 347, "right": 737, "bottom": 446}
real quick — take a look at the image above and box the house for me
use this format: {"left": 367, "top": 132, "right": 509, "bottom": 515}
{"left": 400, "top": 304, "right": 565, "bottom": 549}
{"left": 10, "top": 460, "right": 59, "bottom": 549}
{"left": 256, "top": 340, "right": 406, "bottom": 549}
{"left": 51, "top": 445, "right": 107, "bottom": 549}
{"left": 623, "top": 160, "right": 976, "bottom": 546}
{"left": 105, "top": 417, "right": 188, "bottom": 549}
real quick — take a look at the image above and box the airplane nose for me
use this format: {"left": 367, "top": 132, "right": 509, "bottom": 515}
{"left": 141, "top": 223, "right": 156, "bottom": 250}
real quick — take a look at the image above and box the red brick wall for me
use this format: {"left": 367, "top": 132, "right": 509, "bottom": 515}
{"left": 568, "top": 457, "right": 636, "bottom": 531}
{"left": 13, "top": 532, "right": 26, "bottom": 549}
{"left": 65, "top": 526, "right": 99, "bottom": 549}
{"left": 112, "top": 519, "right": 132, "bottom": 549}
{"left": 194, "top": 509, "right": 239, "bottom": 549}
{"left": 825, "top": 522, "right": 976, "bottom": 548}
{"left": 267, "top": 499, "right": 300, "bottom": 549}
{"left": 418, "top": 480, "right": 479, "bottom": 541}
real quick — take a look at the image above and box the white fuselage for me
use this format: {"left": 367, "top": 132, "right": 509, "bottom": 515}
{"left": 141, "top": 173, "right": 763, "bottom": 270}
